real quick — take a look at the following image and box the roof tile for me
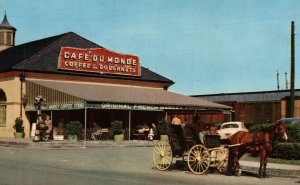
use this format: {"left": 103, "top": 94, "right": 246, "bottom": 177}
{"left": 0, "top": 32, "right": 173, "bottom": 84}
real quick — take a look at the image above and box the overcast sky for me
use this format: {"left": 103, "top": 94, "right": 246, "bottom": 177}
{"left": 1, "top": 0, "right": 300, "bottom": 95}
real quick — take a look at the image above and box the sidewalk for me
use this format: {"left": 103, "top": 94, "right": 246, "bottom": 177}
{"left": 0, "top": 138, "right": 155, "bottom": 148}
{"left": 240, "top": 160, "right": 300, "bottom": 171}
{"left": 1, "top": 138, "right": 300, "bottom": 172}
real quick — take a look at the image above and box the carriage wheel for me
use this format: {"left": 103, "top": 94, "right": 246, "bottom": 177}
{"left": 216, "top": 148, "right": 229, "bottom": 172}
{"left": 187, "top": 145, "right": 210, "bottom": 175}
{"left": 153, "top": 141, "right": 173, "bottom": 171}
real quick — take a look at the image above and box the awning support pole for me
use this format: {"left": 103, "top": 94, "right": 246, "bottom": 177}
{"left": 128, "top": 110, "right": 131, "bottom": 141}
{"left": 84, "top": 108, "right": 87, "bottom": 144}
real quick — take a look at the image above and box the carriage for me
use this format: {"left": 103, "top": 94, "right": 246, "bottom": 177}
{"left": 152, "top": 122, "right": 288, "bottom": 177}
{"left": 152, "top": 124, "right": 230, "bottom": 175}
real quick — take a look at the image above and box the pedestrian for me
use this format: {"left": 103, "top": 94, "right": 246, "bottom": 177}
{"left": 45, "top": 115, "right": 52, "bottom": 141}
{"left": 57, "top": 118, "right": 65, "bottom": 135}
{"left": 91, "top": 121, "right": 101, "bottom": 140}
{"left": 171, "top": 115, "right": 182, "bottom": 127}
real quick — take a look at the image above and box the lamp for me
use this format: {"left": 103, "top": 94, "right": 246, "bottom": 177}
{"left": 21, "top": 96, "right": 28, "bottom": 108}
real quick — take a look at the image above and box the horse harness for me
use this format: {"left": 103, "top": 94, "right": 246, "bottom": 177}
{"left": 251, "top": 132, "right": 272, "bottom": 147}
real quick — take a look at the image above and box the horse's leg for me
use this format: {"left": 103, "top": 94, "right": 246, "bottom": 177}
{"left": 227, "top": 147, "right": 234, "bottom": 175}
{"left": 235, "top": 149, "right": 246, "bottom": 176}
{"left": 258, "top": 148, "right": 266, "bottom": 178}
{"left": 263, "top": 151, "right": 270, "bottom": 178}
{"left": 227, "top": 147, "right": 238, "bottom": 175}
{"left": 232, "top": 147, "right": 240, "bottom": 175}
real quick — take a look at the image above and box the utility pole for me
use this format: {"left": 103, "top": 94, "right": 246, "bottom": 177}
{"left": 277, "top": 70, "right": 280, "bottom": 91}
{"left": 290, "top": 21, "right": 295, "bottom": 117}
{"left": 285, "top": 72, "right": 289, "bottom": 90}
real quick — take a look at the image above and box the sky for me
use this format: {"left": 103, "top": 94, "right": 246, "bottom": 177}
{"left": 0, "top": 0, "right": 300, "bottom": 95}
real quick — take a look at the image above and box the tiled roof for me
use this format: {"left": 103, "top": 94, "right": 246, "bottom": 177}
{"left": 0, "top": 32, "right": 173, "bottom": 84}
{"left": 28, "top": 79, "right": 231, "bottom": 110}
{"left": 0, "top": 14, "right": 16, "bottom": 31}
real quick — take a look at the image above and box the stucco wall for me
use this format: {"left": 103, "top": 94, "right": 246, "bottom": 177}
{"left": 0, "top": 77, "right": 30, "bottom": 138}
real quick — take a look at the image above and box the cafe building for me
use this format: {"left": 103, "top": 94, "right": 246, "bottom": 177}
{"left": 0, "top": 14, "right": 231, "bottom": 139}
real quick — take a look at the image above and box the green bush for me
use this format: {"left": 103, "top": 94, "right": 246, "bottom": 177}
{"left": 13, "top": 117, "right": 24, "bottom": 132}
{"left": 248, "top": 123, "right": 272, "bottom": 133}
{"left": 248, "top": 123, "right": 300, "bottom": 159}
{"left": 65, "top": 121, "right": 83, "bottom": 136}
{"left": 249, "top": 123, "right": 300, "bottom": 142}
{"left": 272, "top": 142, "right": 300, "bottom": 160}
{"left": 157, "top": 119, "right": 167, "bottom": 135}
{"left": 111, "top": 120, "right": 123, "bottom": 135}
{"left": 285, "top": 124, "right": 300, "bottom": 142}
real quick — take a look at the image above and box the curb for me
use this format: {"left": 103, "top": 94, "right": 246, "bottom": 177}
{"left": 241, "top": 170, "right": 300, "bottom": 179}
{"left": 0, "top": 139, "right": 155, "bottom": 149}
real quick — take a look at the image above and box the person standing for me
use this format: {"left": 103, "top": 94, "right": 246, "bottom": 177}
{"left": 91, "top": 121, "right": 101, "bottom": 140}
{"left": 171, "top": 115, "right": 185, "bottom": 150}
{"left": 57, "top": 118, "right": 65, "bottom": 135}
{"left": 45, "top": 115, "right": 52, "bottom": 141}
{"left": 171, "top": 115, "right": 182, "bottom": 126}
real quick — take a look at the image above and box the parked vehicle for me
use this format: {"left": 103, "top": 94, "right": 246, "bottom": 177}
{"left": 276, "top": 117, "right": 300, "bottom": 125}
{"left": 217, "top": 121, "right": 248, "bottom": 139}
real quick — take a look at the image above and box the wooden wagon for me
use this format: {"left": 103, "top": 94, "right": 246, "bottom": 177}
{"left": 152, "top": 124, "right": 229, "bottom": 175}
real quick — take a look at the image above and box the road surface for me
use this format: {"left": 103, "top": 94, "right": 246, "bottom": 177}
{"left": 0, "top": 146, "right": 298, "bottom": 185}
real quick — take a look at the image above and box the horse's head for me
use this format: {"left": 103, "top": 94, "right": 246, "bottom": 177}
{"left": 275, "top": 122, "right": 288, "bottom": 140}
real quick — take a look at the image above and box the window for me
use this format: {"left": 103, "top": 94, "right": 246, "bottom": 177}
{"left": 0, "top": 32, "right": 4, "bottom": 44}
{"left": 222, "top": 124, "right": 239, "bottom": 129}
{"left": 6, "top": 32, "right": 12, "bottom": 45}
{"left": 0, "top": 89, "right": 7, "bottom": 127}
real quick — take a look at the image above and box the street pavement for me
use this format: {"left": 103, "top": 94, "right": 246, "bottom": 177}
{"left": 0, "top": 146, "right": 299, "bottom": 185}
{"left": 0, "top": 138, "right": 300, "bottom": 171}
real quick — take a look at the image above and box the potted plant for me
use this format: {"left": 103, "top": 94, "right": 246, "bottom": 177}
{"left": 36, "top": 114, "right": 48, "bottom": 141}
{"left": 157, "top": 119, "right": 168, "bottom": 141}
{"left": 111, "top": 120, "right": 124, "bottom": 142}
{"left": 13, "top": 117, "right": 24, "bottom": 138}
{"left": 65, "top": 121, "right": 83, "bottom": 141}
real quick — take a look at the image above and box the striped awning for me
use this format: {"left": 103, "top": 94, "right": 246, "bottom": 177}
{"left": 25, "top": 79, "right": 232, "bottom": 111}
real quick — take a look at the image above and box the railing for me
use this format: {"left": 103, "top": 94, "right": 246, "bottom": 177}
{"left": 78, "top": 128, "right": 113, "bottom": 141}
{"left": 78, "top": 128, "right": 131, "bottom": 141}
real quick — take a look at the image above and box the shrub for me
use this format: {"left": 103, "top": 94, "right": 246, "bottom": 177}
{"left": 248, "top": 123, "right": 272, "bottom": 133}
{"left": 157, "top": 119, "right": 167, "bottom": 135}
{"left": 272, "top": 142, "right": 300, "bottom": 160}
{"left": 111, "top": 120, "right": 123, "bottom": 135}
{"left": 13, "top": 117, "right": 24, "bottom": 133}
{"left": 285, "top": 124, "right": 300, "bottom": 142}
{"left": 248, "top": 123, "right": 300, "bottom": 159}
{"left": 65, "top": 121, "right": 83, "bottom": 136}
{"left": 249, "top": 123, "right": 300, "bottom": 142}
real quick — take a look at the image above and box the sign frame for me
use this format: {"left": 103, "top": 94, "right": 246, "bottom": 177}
{"left": 58, "top": 47, "right": 141, "bottom": 77}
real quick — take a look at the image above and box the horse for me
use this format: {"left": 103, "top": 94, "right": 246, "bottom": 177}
{"left": 227, "top": 122, "right": 288, "bottom": 178}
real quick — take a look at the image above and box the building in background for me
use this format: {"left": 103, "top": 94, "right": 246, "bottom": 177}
{"left": 0, "top": 14, "right": 231, "bottom": 138}
{"left": 192, "top": 89, "right": 300, "bottom": 125}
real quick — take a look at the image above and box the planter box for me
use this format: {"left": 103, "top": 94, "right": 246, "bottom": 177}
{"left": 15, "top": 132, "right": 23, "bottom": 139}
{"left": 160, "top": 135, "right": 168, "bottom": 141}
{"left": 53, "top": 135, "right": 64, "bottom": 141}
{"left": 68, "top": 135, "right": 78, "bottom": 141}
{"left": 114, "top": 134, "right": 124, "bottom": 142}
